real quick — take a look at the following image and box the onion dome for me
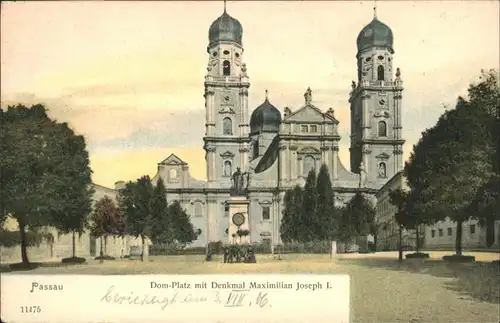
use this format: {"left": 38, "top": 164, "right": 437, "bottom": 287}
{"left": 356, "top": 17, "right": 394, "bottom": 53}
{"left": 208, "top": 9, "right": 243, "bottom": 47}
{"left": 250, "top": 91, "right": 282, "bottom": 134}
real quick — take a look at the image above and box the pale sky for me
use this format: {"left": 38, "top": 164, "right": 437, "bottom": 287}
{"left": 1, "top": 1, "right": 499, "bottom": 188}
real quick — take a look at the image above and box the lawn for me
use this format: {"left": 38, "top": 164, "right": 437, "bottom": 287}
{"left": 2, "top": 251, "right": 499, "bottom": 322}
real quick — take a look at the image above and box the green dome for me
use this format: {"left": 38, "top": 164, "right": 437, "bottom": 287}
{"left": 250, "top": 99, "right": 282, "bottom": 134}
{"left": 357, "top": 18, "right": 394, "bottom": 53}
{"left": 208, "top": 10, "right": 243, "bottom": 47}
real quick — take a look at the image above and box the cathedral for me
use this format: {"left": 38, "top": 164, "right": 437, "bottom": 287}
{"left": 114, "top": 7, "right": 405, "bottom": 248}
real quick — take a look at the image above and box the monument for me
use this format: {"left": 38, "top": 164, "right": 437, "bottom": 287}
{"left": 226, "top": 167, "right": 250, "bottom": 244}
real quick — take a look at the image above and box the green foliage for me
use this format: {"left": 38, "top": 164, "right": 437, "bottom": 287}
{"left": 0, "top": 104, "right": 93, "bottom": 263}
{"left": 89, "top": 196, "right": 123, "bottom": 238}
{"left": 167, "top": 201, "right": 200, "bottom": 247}
{"left": 341, "top": 192, "right": 376, "bottom": 238}
{"left": 149, "top": 178, "right": 170, "bottom": 244}
{"left": 405, "top": 69, "right": 499, "bottom": 255}
{"left": 298, "top": 170, "right": 317, "bottom": 242}
{"left": 280, "top": 185, "right": 303, "bottom": 243}
{"left": 0, "top": 229, "right": 53, "bottom": 247}
{"left": 315, "top": 164, "right": 337, "bottom": 240}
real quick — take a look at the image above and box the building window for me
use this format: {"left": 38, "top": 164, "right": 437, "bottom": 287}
{"left": 431, "top": 230, "right": 435, "bottom": 238}
{"left": 470, "top": 224, "right": 476, "bottom": 235}
{"left": 169, "top": 168, "right": 178, "bottom": 180}
{"left": 438, "top": 228, "right": 443, "bottom": 237}
{"left": 223, "top": 60, "right": 231, "bottom": 76}
{"left": 262, "top": 238, "right": 271, "bottom": 248}
{"left": 224, "top": 204, "right": 229, "bottom": 217}
{"left": 377, "top": 65, "right": 385, "bottom": 81}
{"left": 378, "top": 162, "right": 387, "bottom": 178}
{"left": 223, "top": 117, "right": 232, "bottom": 135}
{"left": 310, "top": 125, "right": 317, "bottom": 132}
{"left": 447, "top": 228, "right": 452, "bottom": 236}
{"left": 262, "top": 206, "right": 270, "bottom": 221}
{"left": 378, "top": 121, "right": 387, "bottom": 137}
{"left": 194, "top": 202, "right": 203, "bottom": 217}
{"left": 303, "top": 155, "right": 315, "bottom": 177}
{"left": 223, "top": 160, "right": 232, "bottom": 177}
{"left": 301, "top": 125, "right": 308, "bottom": 132}
{"left": 253, "top": 139, "right": 259, "bottom": 158}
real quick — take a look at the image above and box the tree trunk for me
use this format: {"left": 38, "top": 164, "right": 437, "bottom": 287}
{"left": 140, "top": 235, "right": 145, "bottom": 262}
{"left": 415, "top": 225, "right": 420, "bottom": 253}
{"left": 455, "top": 219, "right": 463, "bottom": 256}
{"left": 99, "top": 236, "right": 104, "bottom": 263}
{"left": 72, "top": 231, "right": 76, "bottom": 258}
{"left": 19, "top": 218, "right": 30, "bottom": 264}
{"left": 398, "top": 224, "right": 403, "bottom": 262}
{"left": 104, "top": 235, "right": 108, "bottom": 256}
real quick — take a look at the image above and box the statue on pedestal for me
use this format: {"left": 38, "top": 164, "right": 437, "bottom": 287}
{"left": 230, "top": 167, "right": 248, "bottom": 196}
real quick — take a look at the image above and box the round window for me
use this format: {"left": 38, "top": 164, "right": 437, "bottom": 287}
{"left": 378, "top": 55, "right": 384, "bottom": 60}
{"left": 212, "top": 51, "right": 217, "bottom": 57}
{"left": 365, "top": 57, "right": 372, "bottom": 62}
{"left": 235, "top": 53, "right": 240, "bottom": 58}
{"left": 232, "top": 213, "right": 245, "bottom": 226}
{"left": 223, "top": 50, "right": 230, "bottom": 55}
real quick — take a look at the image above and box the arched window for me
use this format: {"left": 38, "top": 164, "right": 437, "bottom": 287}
{"left": 194, "top": 202, "right": 203, "bottom": 217}
{"left": 378, "top": 162, "right": 387, "bottom": 178}
{"left": 377, "top": 65, "right": 385, "bottom": 81}
{"left": 223, "top": 117, "right": 232, "bottom": 135}
{"left": 378, "top": 121, "right": 387, "bottom": 137}
{"left": 303, "top": 155, "right": 315, "bottom": 177}
{"left": 223, "top": 160, "right": 232, "bottom": 177}
{"left": 223, "top": 60, "right": 231, "bottom": 76}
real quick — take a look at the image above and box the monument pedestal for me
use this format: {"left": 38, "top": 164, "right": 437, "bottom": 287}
{"left": 226, "top": 196, "right": 250, "bottom": 244}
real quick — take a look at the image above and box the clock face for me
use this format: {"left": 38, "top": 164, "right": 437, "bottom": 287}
{"left": 232, "top": 213, "right": 245, "bottom": 226}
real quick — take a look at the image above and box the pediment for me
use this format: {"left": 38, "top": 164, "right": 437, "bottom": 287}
{"left": 284, "top": 104, "right": 333, "bottom": 123}
{"left": 375, "top": 152, "right": 390, "bottom": 159}
{"left": 220, "top": 150, "right": 235, "bottom": 159}
{"left": 158, "top": 153, "right": 187, "bottom": 166}
{"left": 218, "top": 106, "right": 235, "bottom": 114}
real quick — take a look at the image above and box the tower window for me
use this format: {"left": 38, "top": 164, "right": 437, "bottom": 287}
{"left": 194, "top": 202, "right": 203, "bottom": 217}
{"left": 303, "top": 155, "right": 315, "bottom": 177}
{"left": 378, "top": 162, "right": 387, "bottom": 178}
{"left": 224, "top": 203, "right": 230, "bottom": 217}
{"left": 253, "top": 140, "right": 259, "bottom": 158}
{"left": 223, "top": 60, "right": 231, "bottom": 76}
{"left": 262, "top": 206, "right": 270, "bottom": 221}
{"left": 223, "top": 117, "right": 232, "bottom": 135}
{"left": 235, "top": 53, "right": 240, "bottom": 58}
{"left": 223, "top": 160, "right": 232, "bottom": 177}
{"left": 301, "top": 125, "right": 308, "bottom": 132}
{"left": 377, "top": 65, "right": 385, "bottom": 81}
{"left": 365, "top": 56, "right": 372, "bottom": 62}
{"left": 212, "top": 51, "right": 218, "bottom": 57}
{"left": 378, "top": 121, "right": 387, "bottom": 137}
{"left": 378, "top": 55, "right": 384, "bottom": 60}
{"left": 223, "top": 50, "right": 230, "bottom": 55}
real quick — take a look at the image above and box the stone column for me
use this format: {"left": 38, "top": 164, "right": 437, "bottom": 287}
{"left": 206, "top": 196, "right": 218, "bottom": 243}
{"left": 279, "top": 145, "right": 287, "bottom": 182}
{"left": 290, "top": 146, "right": 298, "bottom": 180}
{"left": 332, "top": 146, "right": 339, "bottom": 179}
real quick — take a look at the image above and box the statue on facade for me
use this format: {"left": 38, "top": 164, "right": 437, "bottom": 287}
{"left": 359, "top": 162, "right": 367, "bottom": 188}
{"left": 230, "top": 167, "right": 247, "bottom": 195}
{"left": 304, "top": 87, "right": 312, "bottom": 105}
{"left": 396, "top": 67, "right": 401, "bottom": 79}
{"left": 326, "top": 107, "right": 335, "bottom": 118}
{"left": 351, "top": 81, "right": 356, "bottom": 89}
{"left": 284, "top": 106, "right": 292, "bottom": 118}
{"left": 223, "top": 161, "right": 232, "bottom": 177}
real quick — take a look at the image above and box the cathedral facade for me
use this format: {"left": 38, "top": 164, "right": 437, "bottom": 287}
{"left": 115, "top": 8, "right": 405, "bottom": 248}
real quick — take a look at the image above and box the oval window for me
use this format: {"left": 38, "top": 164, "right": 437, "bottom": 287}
{"left": 212, "top": 51, "right": 217, "bottom": 57}
{"left": 378, "top": 55, "right": 384, "bottom": 60}
{"left": 235, "top": 53, "right": 240, "bottom": 58}
{"left": 223, "top": 50, "right": 230, "bottom": 55}
{"left": 365, "top": 57, "right": 372, "bottom": 62}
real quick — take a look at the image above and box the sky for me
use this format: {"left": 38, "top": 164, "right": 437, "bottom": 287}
{"left": 1, "top": 1, "right": 499, "bottom": 188}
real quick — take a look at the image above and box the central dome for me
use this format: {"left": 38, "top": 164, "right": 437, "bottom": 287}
{"left": 250, "top": 98, "right": 282, "bottom": 134}
{"left": 356, "top": 17, "right": 394, "bottom": 53}
{"left": 208, "top": 10, "right": 243, "bottom": 47}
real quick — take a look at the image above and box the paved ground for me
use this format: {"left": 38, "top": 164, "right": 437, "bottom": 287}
{"left": 2, "top": 251, "right": 499, "bottom": 322}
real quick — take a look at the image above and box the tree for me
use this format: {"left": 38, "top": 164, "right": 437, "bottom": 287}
{"left": 342, "top": 192, "right": 376, "bottom": 249}
{"left": 405, "top": 70, "right": 498, "bottom": 256}
{"left": 118, "top": 176, "right": 154, "bottom": 261}
{"left": 298, "top": 170, "right": 317, "bottom": 242}
{"left": 45, "top": 123, "right": 94, "bottom": 260}
{"left": 149, "top": 178, "right": 171, "bottom": 245}
{"left": 389, "top": 189, "right": 410, "bottom": 261}
{"left": 0, "top": 104, "right": 92, "bottom": 264}
{"left": 167, "top": 201, "right": 200, "bottom": 247}
{"left": 89, "top": 196, "right": 122, "bottom": 261}
{"left": 315, "top": 164, "right": 336, "bottom": 241}
{"left": 280, "top": 185, "right": 303, "bottom": 243}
